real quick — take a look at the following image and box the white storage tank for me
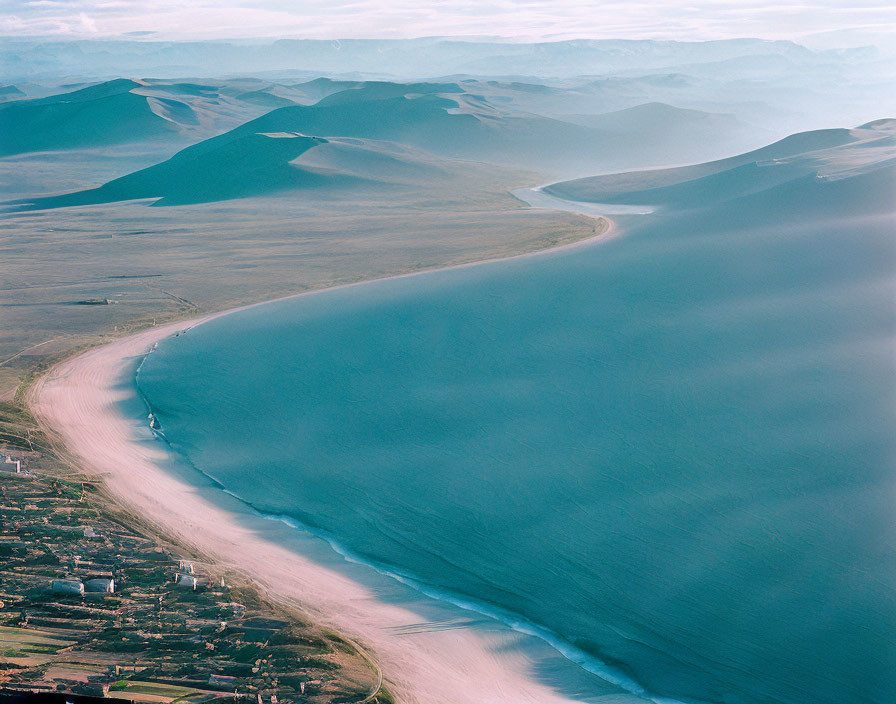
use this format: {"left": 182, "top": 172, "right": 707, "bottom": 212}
{"left": 50, "top": 579, "right": 84, "bottom": 596}
{"left": 85, "top": 578, "right": 115, "bottom": 593}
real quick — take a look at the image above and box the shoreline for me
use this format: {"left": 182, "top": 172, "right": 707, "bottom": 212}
{"left": 26, "top": 213, "right": 654, "bottom": 704}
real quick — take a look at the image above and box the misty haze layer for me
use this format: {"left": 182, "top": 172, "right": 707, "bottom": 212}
{"left": 3, "top": 37, "right": 895, "bottom": 137}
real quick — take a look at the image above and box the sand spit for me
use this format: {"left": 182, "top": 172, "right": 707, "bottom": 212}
{"left": 28, "top": 217, "right": 656, "bottom": 704}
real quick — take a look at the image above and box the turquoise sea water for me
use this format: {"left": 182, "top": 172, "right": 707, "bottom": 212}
{"left": 135, "top": 194, "right": 895, "bottom": 703}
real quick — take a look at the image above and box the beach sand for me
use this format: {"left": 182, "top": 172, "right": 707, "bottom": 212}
{"left": 27, "top": 218, "right": 651, "bottom": 704}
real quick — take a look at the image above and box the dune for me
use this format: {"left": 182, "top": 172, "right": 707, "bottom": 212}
{"left": 560, "top": 102, "right": 772, "bottom": 165}
{"left": 0, "top": 85, "right": 25, "bottom": 100}
{"left": 314, "top": 81, "right": 465, "bottom": 105}
{"left": 0, "top": 77, "right": 305, "bottom": 157}
{"left": 545, "top": 120, "right": 894, "bottom": 207}
{"left": 564, "top": 101, "right": 760, "bottom": 142}
{"left": 138, "top": 81, "right": 220, "bottom": 97}
{"left": 219, "top": 89, "right": 495, "bottom": 150}
{"left": 30, "top": 78, "right": 144, "bottom": 104}
{"left": 234, "top": 89, "right": 298, "bottom": 108}
{"left": 0, "top": 74, "right": 817, "bottom": 182}
{"left": 453, "top": 73, "right": 806, "bottom": 141}
{"left": 13, "top": 78, "right": 889, "bottom": 213}
{"left": 565, "top": 102, "right": 733, "bottom": 130}
{"left": 134, "top": 80, "right": 310, "bottom": 135}
{"left": 291, "top": 138, "right": 450, "bottom": 184}
{"left": 118, "top": 82, "right": 612, "bottom": 174}
{"left": 8, "top": 80, "right": 616, "bottom": 208}
{"left": 461, "top": 75, "right": 695, "bottom": 116}
{"left": 711, "top": 158, "right": 896, "bottom": 225}
{"left": 11, "top": 129, "right": 485, "bottom": 210}
{"left": 15, "top": 132, "right": 350, "bottom": 208}
{"left": 289, "top": 77, "right": 367, "bottom": 103}
{"left": 1, "top": 79, "right": 626, "bottom": 183}
{"left": 146, "top": 96, "right": 200, "bottom": 126}
{"left": 0, "top": 79, "right": 186, "bottom": 156}
{"left": 151, "top": 79, "right": 815, "bottom": 174}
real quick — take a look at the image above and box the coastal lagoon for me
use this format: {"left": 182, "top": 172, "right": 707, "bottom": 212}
{"left": 135, "top": 195, "right": 895, "bottom": 704}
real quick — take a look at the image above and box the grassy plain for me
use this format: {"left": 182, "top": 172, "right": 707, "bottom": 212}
{"left": 0, "top": 149, "right": 595, "bottom": 398}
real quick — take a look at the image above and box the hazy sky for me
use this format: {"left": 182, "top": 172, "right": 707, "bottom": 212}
{"left": 1, "top": 0, "right": 894, "bottom": 43}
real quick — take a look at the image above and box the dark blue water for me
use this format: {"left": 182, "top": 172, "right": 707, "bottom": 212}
{"left": 136, "top": 185, "right": 896, "bottom": 704}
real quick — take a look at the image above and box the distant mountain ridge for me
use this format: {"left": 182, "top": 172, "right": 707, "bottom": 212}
{"left": 4, "top": 36, "right": 892, "bottom": 140}
{"left": 1, "top": 38, "right": 830, "bottom": 80}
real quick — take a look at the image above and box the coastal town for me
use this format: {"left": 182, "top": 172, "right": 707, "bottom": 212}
{"left": 0, "top": 402, "right": 387, "bottom": 704}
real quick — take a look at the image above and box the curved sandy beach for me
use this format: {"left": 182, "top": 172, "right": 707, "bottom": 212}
{"left": 27, "top": 212, "right": 655, "bottom": 704}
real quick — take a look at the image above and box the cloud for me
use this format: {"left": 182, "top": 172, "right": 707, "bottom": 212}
{"left": 0, "top": 0, "right": 894, "bottom": 44}
{"left": 77, "top": 11, "right": 96, "bottom": 32}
